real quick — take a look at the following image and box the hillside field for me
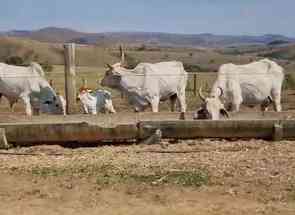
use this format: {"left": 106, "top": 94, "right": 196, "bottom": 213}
{"left": 0, "top": 36, "right": 295, "bottom": 215}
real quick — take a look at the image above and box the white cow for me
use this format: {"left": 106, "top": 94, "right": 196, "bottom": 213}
{"left": 101, "top": 46, "right": 187, "bottom": 113}
{"left": 0, "top": 62, "right": 65, "bottom": 116}
{"left": 194, "top": 86, "right": 229, "bottom": 120}
{"left": 77, "top": 88, "right": 116, "bottom": 114}
{"left": 194, "top": 58, "right": 284, "bottom": 120}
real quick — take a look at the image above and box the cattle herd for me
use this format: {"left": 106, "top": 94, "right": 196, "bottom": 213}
{"left": 0, "top": 46, "right": 285, "bottom": 119}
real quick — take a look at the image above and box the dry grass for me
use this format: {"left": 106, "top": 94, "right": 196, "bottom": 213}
{"left": 0, "top": 140, "right": 295, "bottom": 214}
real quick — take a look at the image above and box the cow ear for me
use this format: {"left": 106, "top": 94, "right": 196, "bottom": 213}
{"left": 220, "top": 108, "right": 229, "bottom": 118}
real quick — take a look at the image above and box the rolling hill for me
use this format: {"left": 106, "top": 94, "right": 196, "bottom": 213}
{"left": 2, "top": 27, "right": 295, "bottom": 48}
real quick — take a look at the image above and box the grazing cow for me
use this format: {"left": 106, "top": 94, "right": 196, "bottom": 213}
{"left": 0, "top": 62, "right": 65, "bottom": 116}
{"left": 193, "top": 86, "right": 229, "bottom": 120}
{"left": 194, "top": 59, "right": 284, "bottom": 120}
{"left": 30, "top": 93, "right": 67, "bottom": 115}
{"left": 101, "top": 46, "right": 188, "bottom": 113}
{"left": 77, "top": 87, "right": 116, "bottom": 114}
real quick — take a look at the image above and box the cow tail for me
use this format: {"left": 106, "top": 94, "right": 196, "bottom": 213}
{"left": 30, "top": 62, "right": 45, "bottom": 77}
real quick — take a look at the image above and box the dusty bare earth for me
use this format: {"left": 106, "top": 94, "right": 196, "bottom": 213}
{"left": 0, "top": 140, "right": 295, "bottom": 215}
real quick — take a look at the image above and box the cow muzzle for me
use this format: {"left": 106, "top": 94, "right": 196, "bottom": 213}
{"left": 193, "top": 108, "right": 211, "bottom": 120}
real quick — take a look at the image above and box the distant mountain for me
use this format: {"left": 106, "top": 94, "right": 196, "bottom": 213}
{"left": 2, "top": 27, "right": 295, "bottom": 47}
{"left": 3, "top": 27, "right": 90, "bottom": 43}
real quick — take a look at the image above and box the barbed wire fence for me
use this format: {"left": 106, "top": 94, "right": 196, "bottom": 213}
{"left": 0, "top": 43, "right": 294, "bottom": 118}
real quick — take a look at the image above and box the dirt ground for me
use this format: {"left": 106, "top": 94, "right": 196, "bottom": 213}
{"left": 0, "top": 139, "right": 294, "bottom": 215}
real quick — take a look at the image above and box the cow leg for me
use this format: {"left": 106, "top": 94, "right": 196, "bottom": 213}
{"left": 9, "top": 101, "right": 15, "bottom": 112}
{"left": 105, "top": 100, "right": 116, "bottom": 113}
{"left": 231, "top": 94, "right": 242, "bottom": 112}
{"left": 82, "top": 104, "right": 89, "bottom": 114}
{"left": 177, "top": 92, "right": 186, "bottom": 113}
{"left": 20, "top": 95, "right": 32, "bottom": 116}
{"left": 150, "top": 97, "right": 159, "bottom": 112}
{"left": 271, "top": 90, "right": 282, "bottom": 112}
{"left": 231, "top": 103, "right": 241, "bottom": 112}
{"left": 170, "top": 94, "right": 177, "bottom": 112}
{"left": 32, "top": 106, "right": 40, "bottom": 115}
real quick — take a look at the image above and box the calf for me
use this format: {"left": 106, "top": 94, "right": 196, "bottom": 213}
{"left": 77, "top": 88, "right": 116, "bottom": 114}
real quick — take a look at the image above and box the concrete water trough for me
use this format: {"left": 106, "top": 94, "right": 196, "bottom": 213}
{"left": 0, "top": 111, "right": 294, "bottom": 147}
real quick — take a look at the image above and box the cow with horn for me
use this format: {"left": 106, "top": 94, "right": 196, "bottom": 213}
{"left": 101, "top": 45, "right": 188, "bottom": 114}
{"left": 193, "top": 86, "right": 229, "bottom": 120}
{"left": 194, "top": 58, "right": 284, "bottom": 120}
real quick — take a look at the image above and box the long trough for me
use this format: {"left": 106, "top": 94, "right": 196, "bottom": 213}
{"left": 0, "top": 112, "right": 294, "bottom": 146}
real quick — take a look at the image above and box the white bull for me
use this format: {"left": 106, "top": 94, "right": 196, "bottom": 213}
{"left": 77, "top": 88, "right": 116, "bottom": 114}
{"left": 101, "top": 46, "right": 187, "bottom": 113}
{"left": 0, "top": 62, "right": 65, "bottom": 116}
{"left": 194, "top": 58, "right": 284, "bottom": 120}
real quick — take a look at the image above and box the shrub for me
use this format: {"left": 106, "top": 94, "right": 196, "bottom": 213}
{"left": 209, "top": 59, "right": 215, "bottom": 64}
{"left": 137, "top": 44, "right": 147, "bottom": 51}
{"left": 283, "top": 73, "right": 295, "bottom": 90}
{"left": 125, "top": 54, "right": 140, "bottom": 69}
{"left": 184, "top": 63, "right": 211, "bottom": 73}
{"left": 5, "top": 56, "right": 24, "bottom": 66}
{"left": 40, "top": 61, "right": 53, "bottom": 73}
{"left": 267, "top": 40, "right": 289, "bottom": 46}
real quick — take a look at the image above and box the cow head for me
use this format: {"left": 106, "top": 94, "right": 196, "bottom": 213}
{"left": 39, "top": 82, "right": 66, "bottom": 115}
{"left": 41, "top": 94, "right": 66, "bottom": 115}
{"left": 101, "top": 45, "right": 125, "bottom": 88}
{"left": 193, "top": 86, "right": 229, "bottom": 120}
{"left": 76, "top": 87, "right": 93, "bottom": 101}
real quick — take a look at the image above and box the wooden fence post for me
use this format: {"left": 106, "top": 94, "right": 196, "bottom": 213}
{"left": 82, "top": 77, "right": 87, "bottom": 89}
{"left": 193, "top": 73, "right": 197, "bottom": 96}
{"left": 64, "top": 43, "right": 76, "bottom": 114}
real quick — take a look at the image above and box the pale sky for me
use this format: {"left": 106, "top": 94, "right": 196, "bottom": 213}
{"left": 1, "top": 0, "right": 294, "bottom": 36}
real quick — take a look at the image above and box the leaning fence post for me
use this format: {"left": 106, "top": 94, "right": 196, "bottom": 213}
{"left": 193, "top": 73, "right": 197, "bottom": 96}
{"left": 64, "top": 43, "right": 76, "bottom": 114}
{"left": 0, "top": 128, "right": 10, "bottom": 149}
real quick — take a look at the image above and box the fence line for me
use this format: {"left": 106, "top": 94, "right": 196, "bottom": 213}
{"left": 0, "top": 72, "right": 283, "bottom": 78}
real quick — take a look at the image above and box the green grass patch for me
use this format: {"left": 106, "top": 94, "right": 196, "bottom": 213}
{"left": 283, "top": 73, "right": 295, "bottom": 90}
{"left": 29, "top": 164, "right": 209, "bottom": 188}
{"left": 96, "top": 169, "right": 209, "bottom": 187}
{"left": 31, "top": 167, "right": 67, "bottom": 177}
